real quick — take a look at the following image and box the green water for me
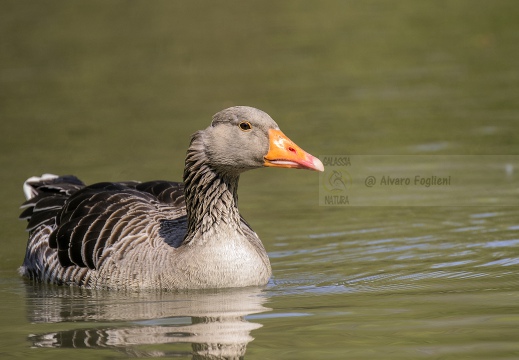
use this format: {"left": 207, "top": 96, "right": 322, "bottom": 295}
{"left": 1, "top": 1, "right": 519, "bottom": 359}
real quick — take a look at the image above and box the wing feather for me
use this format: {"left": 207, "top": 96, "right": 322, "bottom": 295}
{"left": 21, "top": 177, "right": 188, "bottom": 271}
{"left": 136, "top": 181, "right": 184, "bottom": 205}
{"left": 26, "top": 209, "right": 60, "bottom": 232}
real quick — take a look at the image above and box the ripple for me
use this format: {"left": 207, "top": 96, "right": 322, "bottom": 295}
{"left": 450, "top": 226, "right": 486, "bottom": 232}
{"left": 275, "top": 227, "right": 385, "bottom": 241}
{"left": 470, "top": 212, "right": 500, "bottom": 219}
{"left": 431, "top": 260, "right": 475, "bottom": 269}
{"left": 483, "top": 239, "right": 519, "bottom": 248}
{"left": 246, "top": 312, "right": 311, "bottom": 320}
{"left": 477, "top": 258, "right": 519, "bottom": 267}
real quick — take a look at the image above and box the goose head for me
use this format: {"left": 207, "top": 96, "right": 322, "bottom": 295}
{"left": 200, "top": 106, "right": 324, "bottom": 175}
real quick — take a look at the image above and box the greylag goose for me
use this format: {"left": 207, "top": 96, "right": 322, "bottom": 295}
{"left": 19, "top": 106, "right": 324, "bottom": 290}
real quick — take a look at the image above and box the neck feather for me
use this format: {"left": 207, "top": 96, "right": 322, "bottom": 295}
{"left": 183, "top": 132, "right": 242, "bottom": 244}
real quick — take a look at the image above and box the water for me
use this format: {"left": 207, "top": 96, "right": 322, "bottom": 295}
{"left": 1, "top": 1, "right": 519, "bottom": 359}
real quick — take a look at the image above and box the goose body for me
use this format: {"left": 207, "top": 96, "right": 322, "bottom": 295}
{"left": 19, "top": 106, "right": 323, "bottom": 290}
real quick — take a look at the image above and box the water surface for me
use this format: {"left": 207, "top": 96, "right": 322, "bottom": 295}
{"left": 1, "top": 1, "right": 519, "bottom": 359}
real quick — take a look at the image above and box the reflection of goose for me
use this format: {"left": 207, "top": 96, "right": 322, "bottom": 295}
{"left": 328, "top": 170, "right": 347, "bottom": 191}
{"left": 19, "top": 106, "right": 324, "bottom": 290}
{"left": 25, "top": 284, "right": 269, "bottom": 359}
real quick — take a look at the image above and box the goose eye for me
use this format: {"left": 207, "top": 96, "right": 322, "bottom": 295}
{"left": 239, "top": 121, "right": 252, "bottom": 132}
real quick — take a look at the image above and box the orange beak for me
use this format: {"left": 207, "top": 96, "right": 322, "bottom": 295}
{"left": 263, "top": 129, "right": 324, "bottom": 172}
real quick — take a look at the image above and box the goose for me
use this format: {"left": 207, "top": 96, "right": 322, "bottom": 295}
{"left": 19, "top": 106, "right": 324, "bottom": 290}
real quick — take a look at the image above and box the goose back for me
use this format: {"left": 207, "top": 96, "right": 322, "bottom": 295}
{"left": 20, "top": 175, "right": 190, "bottom": 287}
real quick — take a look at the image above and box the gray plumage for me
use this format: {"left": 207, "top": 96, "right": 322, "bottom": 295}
{"left": 19, "top": 106, "right": 321, "bottom": 290}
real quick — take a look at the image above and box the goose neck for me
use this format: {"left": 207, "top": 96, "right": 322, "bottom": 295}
{"left": 183, "top": 136, "right": 242, "bottom": 242}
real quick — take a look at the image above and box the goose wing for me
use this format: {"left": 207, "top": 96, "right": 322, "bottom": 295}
{"left": 21, "top": 176, "right": 186, "bottom": 270}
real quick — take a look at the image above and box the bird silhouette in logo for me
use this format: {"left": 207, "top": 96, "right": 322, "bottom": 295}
{"left": 327, "top": 170, "right": 348, "bottom": 192}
